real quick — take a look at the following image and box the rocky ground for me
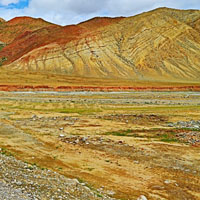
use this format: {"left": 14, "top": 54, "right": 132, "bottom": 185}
{"left": 168, "top": 120, "right": 200, "bottom": 129}
{"left": 0, "top": 151, "right": 115, "bottom": 200}
{"left": 167, "top": 120, "right": 200, "bottom": 145}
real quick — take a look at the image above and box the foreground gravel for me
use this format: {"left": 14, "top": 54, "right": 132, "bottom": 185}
{"left": 0, "top": 152, "right": 116, "bottom": 200}
{"left": 0, "top": 181, "right": 31, "bottom": 200}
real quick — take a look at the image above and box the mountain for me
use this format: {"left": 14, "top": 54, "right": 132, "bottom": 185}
{"left": 0, "top": 18, "right": 5, "bottom": 23}
{"left": 0, "top": 7, "right": 200, "bottom": 82}
{"left": 0, "top": 17, "right": 57, "bottom": 44}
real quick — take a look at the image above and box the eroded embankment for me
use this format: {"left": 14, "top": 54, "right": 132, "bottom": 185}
{"left": 0, "top": 84, "right": 200, "bottom": 92}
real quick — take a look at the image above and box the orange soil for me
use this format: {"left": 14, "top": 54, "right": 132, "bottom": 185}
{"left": 0, "top": 84, "right": 200, "bottom": 92}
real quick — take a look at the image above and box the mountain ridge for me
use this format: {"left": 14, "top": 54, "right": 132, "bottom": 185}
{"left": 0, "top": 7, "right": 200, "bottom": 83}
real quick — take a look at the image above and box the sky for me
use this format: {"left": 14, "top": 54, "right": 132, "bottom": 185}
{"left": 0, "top": 0, "right": 200, "bottom": 25}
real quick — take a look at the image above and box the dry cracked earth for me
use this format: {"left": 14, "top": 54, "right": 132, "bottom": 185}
{"left": 0, "top": 91, "right": 200, "bottom": 200}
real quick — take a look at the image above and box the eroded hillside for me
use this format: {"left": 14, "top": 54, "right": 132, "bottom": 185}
{"left": 0, "top": 7, "right": 200, "bottom": 82}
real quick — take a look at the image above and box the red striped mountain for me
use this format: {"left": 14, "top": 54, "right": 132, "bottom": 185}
{"left": 0, "top": 7, "right": 200, "bottom": 82}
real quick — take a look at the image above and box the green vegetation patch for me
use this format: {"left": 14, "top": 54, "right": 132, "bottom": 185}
{"left": 56, "top": 107, "right": 102, "bottom": 115}
{"left": 104, "top": 129, "right": 134, "bottom": 137}
{"left": 158, "top": 133, "right": 179, "bottom": 143}
{"left": 103, "top": 105, "right": 200, "bottom": 112}
{"left": 0, "top": 147, "right": 14, "bottom": 157}
{"left": 104, "top": 128, "right": 182, "bottom": 143}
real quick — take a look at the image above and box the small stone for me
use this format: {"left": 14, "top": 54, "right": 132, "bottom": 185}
{"left": 74, "top": 139, "right": 79, "bottom": 144}
{"left": 59, "top": 134, "right": 65, "bottom": 138}
{"left": 137, "top": 195, "right": 148, "bottom": 200}
{"left": 164, "top": 180, "right": 171, "bottom": 184}
{"left": 82, "top": 137, "right": 88, "bottom": 142}
{"left": 151, "top": 185, "right": 164, "bottom": 190}
{"left": 107, "top": 190, "right": 115, "bottom": 196}
{"left": 16, "top": 181, "right": 22, "bottom": 186}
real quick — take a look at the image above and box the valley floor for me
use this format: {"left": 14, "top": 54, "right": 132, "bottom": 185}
{"left": 0, "top": 91, "right": 199, "bottom": 200}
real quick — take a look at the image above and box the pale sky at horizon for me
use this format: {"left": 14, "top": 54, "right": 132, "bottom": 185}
{"left": 0, "top": 0, "right": 200, "bottom": 25}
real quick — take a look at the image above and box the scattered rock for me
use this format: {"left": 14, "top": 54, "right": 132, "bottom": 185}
{"left": 164, "top": 180, "right": 172, "bottom": 184}
{"left": 151, "top": 185, "right": 164, "bottom": 190}
{"left": 59, "top": 135, "right": 134, "bottom": 149}
{"left": 0, "top": 153, "right": 115, "bottom": 200}
{"left": 176, "top": 131, "right": 200, "bottom": 145}
{"left": 106, "top": 190, "right": 115, "bottom": 196}
{"left": 168, "top": 120, "right": 200, "bottom": 130}
{"left": 99, "top": 114, "right": 166, "bottom": 125}
{"left": 137, "top": 195, "right": 148, "bottom": 200}
{"left": 59, "top": 134, "right": 65, "bottom": 138}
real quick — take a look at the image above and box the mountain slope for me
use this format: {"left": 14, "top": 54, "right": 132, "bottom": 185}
{"left": 1, "top": 8, "right": 200, "bottom": 82}
{"left": 0, "top": 16, "right": 58, "bottom": 44}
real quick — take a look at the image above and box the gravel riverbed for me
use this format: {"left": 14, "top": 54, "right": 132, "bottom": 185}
{"left": 0, "top": 152, "right": 115, "bottom": 200}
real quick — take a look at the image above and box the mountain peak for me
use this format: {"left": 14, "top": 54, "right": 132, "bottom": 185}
{"left": 6, "top": 16, "right": 53, "bottom": 25}
{"left": 79, "top": 16, "right": 124, "bottom": 30}
{"left": 0, "top": 16, "right": 59, "bottom": 44}
{"left": 0, "top": 18, "right": 6, "bottom": 23}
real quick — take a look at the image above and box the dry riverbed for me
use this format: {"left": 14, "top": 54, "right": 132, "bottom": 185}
{"left": 0, "top": 91, "right": 199, "bottom": 200}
